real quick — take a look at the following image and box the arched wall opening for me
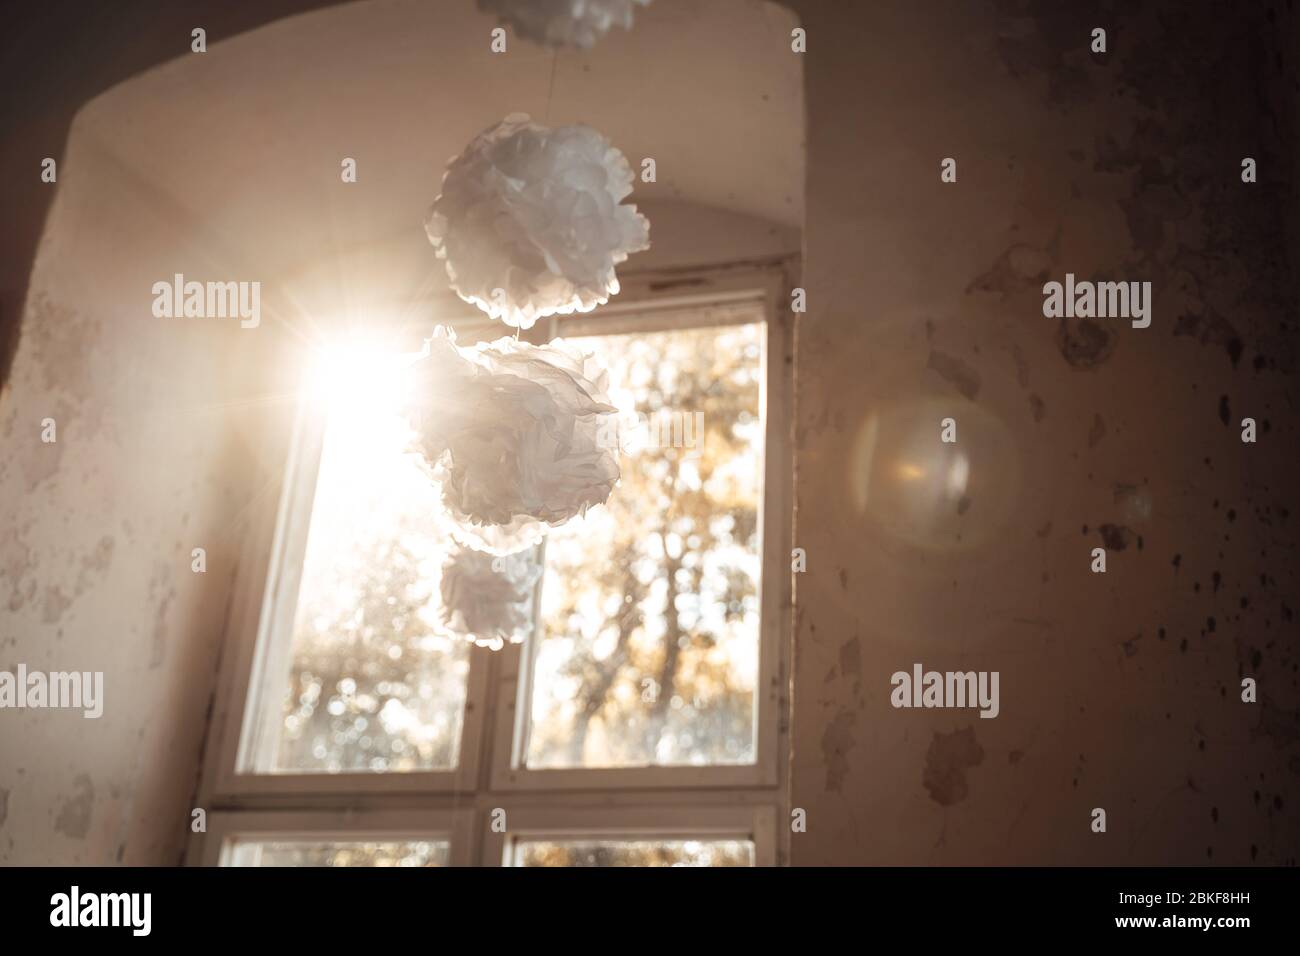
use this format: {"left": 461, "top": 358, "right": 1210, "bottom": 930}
{"left": 0, "top": 0, "right": 804, "bottom": 864}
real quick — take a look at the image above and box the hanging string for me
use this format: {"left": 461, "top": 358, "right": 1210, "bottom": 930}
{"left": 544, "top": 49, "right": 559, "bottom": 124}
{"left": 534, "top": 48, "right": 559, "bottom": 344}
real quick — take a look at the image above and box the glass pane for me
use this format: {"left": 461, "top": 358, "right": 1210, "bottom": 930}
{"left": 255, "top": 367, "right": 470, "bottom": 773}
{"left": 513, "top": 839, "right": 754, "bottom": 867}
{"left": 228, "top": 839, "right": 449, "bottom": 867}
{"left": 524, "top": 320, "right": 764, "bottom": 768}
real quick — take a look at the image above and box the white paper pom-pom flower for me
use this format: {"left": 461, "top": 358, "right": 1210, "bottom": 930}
{"left": 425, "top": 114, "right": 650, "bottom": 329}
{"left": 408, "top": 326, "right": 621, "bottom": 546}
{"left": 439, "top": 545, "right": 542, "bottom": 648}
{"left": 478, "top": 0, "right": 651, "bottom": 50}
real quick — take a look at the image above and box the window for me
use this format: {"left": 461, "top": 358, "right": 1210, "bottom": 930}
{"left": 513, "top": 840, "right": 754, "bottom": 868}
{"left": 230, "top": 840, "right": 451, "bottom": 868}
{"left": 206, "top": 811, "right": 475, "bottom": 867}
{"left": 519, "top": 322, "right": 762, "bottom": 771}
{"left": 238, "top": 351, "right": 478, "bottom": 781}
{"left": 193, "top": 268, "right": 793, "bottom": 867}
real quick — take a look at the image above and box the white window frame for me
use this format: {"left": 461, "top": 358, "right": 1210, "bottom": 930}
{"left": 202, "top": 809, "right": 477, "bottom": 867}
{"left": 202, "top": 390, "right": 493, "bottom": 799}
{"left": 488, "top": 805, "right": 777, "bottom": 867}
{"left": 190, "top": 261, "right": 796, "bottom": 866}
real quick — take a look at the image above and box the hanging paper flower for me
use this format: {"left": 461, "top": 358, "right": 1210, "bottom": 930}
{"left": 406, "top": 329, "right": 549, "bottom": 555}
{"left": 425, "top": 114, "right": 650, "bottom": 329}
{"left": 477, "top": 0, "right": 651, "bottom": 50}
{"left": 439, "top": 544, "right": 542, "bottom": 648}
{"left": 407, "top": 326, "right": 621, "bottom": 547}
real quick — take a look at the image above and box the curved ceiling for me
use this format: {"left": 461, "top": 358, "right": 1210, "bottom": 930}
{"left": 69, "top": 0, "right": 803, "bottom": 300}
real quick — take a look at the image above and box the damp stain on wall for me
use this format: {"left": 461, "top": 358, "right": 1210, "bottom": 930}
{"left": 53, "top": 774, "right": 94, "bottom": 840}
{"left": 923, "top": 726, "right": 985, "bottom": 806}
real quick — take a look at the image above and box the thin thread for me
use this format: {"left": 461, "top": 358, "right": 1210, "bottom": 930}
{"left": 544, "top": 50, "right": 558, "bottom": 123}
{"left": 539, "top": 52, "right": 559, "bottom": 340}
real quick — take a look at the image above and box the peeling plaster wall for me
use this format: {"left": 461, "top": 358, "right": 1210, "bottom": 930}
{"left": 788, "top": 0, "right": 1299, "bottom": 864}
{"left": 0, "top": 116, "right": 286, "bottom": 864}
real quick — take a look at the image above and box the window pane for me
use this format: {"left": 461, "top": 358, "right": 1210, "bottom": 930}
{"left": 513, "top": 839, "right": 754, "bottom": 867}
{"left": 255, "top": 388, "right": 470, "bottom": 773}
{"left": 524, "top": 320, "right": 764, "bottom": 768}
{"left": 228, "top": 839, "right": 449, "bottom": 867}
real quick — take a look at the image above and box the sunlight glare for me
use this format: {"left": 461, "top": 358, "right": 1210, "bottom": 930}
{"left": 304, "top": 335, "right": 416, "bottom": 422}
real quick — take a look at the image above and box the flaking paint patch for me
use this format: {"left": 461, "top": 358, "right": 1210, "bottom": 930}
{"left": 839, "top": 637, "right": 861, "bottom": 677}
{"left": 1113, "top": 484, "right": 1152, "bottom": 522}
{"left": 1254, "top": 703, "right": 1300, "bottom": 749}
{"left": 1177, "top": 310, "right": 1244, "bottom": 368}
{"left": 27, "top": 533, "right": 115, "bottom": 626}
{"left": 2, "top": 529, "right": 36, "bottom": 613}
{"left": 923, "top": 726, "right": 985, "bottom": 805}
{"left": 151, "top": 589, "right": 174, "bottom": 668}
{"left": 966, "top": 242, "right": 1054, "bottom": 298}
{"left": 1088, "top": 413, "right": 1107, "bottom": 448}
{"left": 28, "top": 295, "right": 96, "bottom": 399}
{"left": 1098, "top": 523, "right": 1136, "bottom": 551}
{"left": 77, "top": 536, "right": 115, "bottom": 593}
{"left": 19, "top": 296, "right": 107, "bottom": 490}
{"left": 54, "top": 774, "right": 94, "bottom": 839}
{"left": 1010, "top": 344, "right": 1030, "bottom": 388}
{"left": 927, "top": 349, "right": 981, "bottom": 401}
{"left": 1057, "top": 316, "right": 1116, "bottom": 369}
{"left": 1120, "top": 184, "right": 1192, "bottom": 254}
{"left": 41, "top": 585, "right": 71, "bottom": 624}
{"left": 148, "top": 561, "right": 175, "bottom": 668}
{"left": 821, "top": 710, "right": 857, "bottom": 793}
{"left": 993, "top": 0, "right": 1101, "bottom": 109}
{"left": 22, "top": 398, "right": 71, "bottom": 492}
